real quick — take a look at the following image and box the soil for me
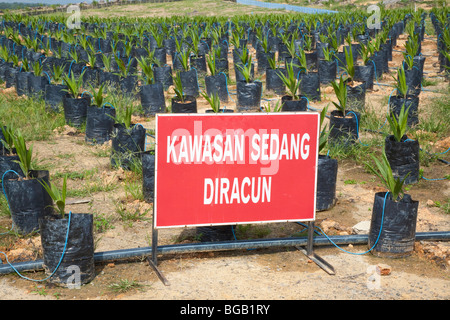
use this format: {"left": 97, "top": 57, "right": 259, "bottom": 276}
{"left": 0, "top": 31, "right": 449, "bottom": 303}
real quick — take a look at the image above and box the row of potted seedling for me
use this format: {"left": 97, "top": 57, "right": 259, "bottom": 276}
{"left": 0, "top": 7, "right": 447, "bottom": 286}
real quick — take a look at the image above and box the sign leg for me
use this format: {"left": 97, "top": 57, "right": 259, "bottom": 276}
{"left": 148, "top": 220, "right": 170, "bottom": 286}
{"left": 298, "top": 221, "right": 336, "bottom": 275}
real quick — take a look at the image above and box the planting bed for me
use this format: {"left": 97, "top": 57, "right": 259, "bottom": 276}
{"left": 0, "top": 5, "right": 449, "bottom": 301}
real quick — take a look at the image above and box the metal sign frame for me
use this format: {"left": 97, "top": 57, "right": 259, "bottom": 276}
{"left": 147, "top": 113, "right": 335, "bottom": 285}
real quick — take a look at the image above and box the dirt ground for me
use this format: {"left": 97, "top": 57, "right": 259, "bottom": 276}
{"left": 0, "top": 29, "right": 449, "bottom": 303}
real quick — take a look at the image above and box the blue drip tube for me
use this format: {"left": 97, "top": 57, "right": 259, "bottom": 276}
{"left": 219, "top": 71, "right": 234, "bottom": 103}
{"left": 311, "top": 192, "right": 389, "bottom": 255}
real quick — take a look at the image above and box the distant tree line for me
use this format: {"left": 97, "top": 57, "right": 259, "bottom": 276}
{"left": 0, "top": 2, "right": 47, "bottom": 10}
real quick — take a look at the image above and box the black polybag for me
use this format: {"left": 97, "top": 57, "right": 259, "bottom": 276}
{"left": 236, "top": 80, "right": 262, "bottom": 112}
{"left": 4, "top": 170, "right": 53, "bottom": 235}
{"left": 111, "top": 123, "right": 146, "bottom": 170}
{"left": 368, "top": 192, "right": 419, "bottom": 258}
{"left": 39, "top": 213, "right": 96, "bottom": 286}
{"left": 62, "top": 95, "right": 89, "bottom": 128}
{"left": 140, "top": 82, "right": 166, "bottom": 116}
{"left": 85, "top": 105, "right": 116, "bottom": 144}
{"left": 316, "top": 155, "right": 338, "bottom": 211}
{"left": 384, "top": 135, "right": 420, "bottom": 184}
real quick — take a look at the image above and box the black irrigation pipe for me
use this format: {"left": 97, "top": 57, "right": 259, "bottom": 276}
{"left": 0, "top": 231, "right": 449, "bottom": 275}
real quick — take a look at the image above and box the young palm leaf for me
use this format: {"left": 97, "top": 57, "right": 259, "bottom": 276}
{"left": 39, "top": 175, "right": 67, "bottom": 219}
{"left": 51, "top": 64, "right": 66, "bottom": 84}
{"left": 393, "top": 66, "right": 408, "bottom": 98}
{"left": 318, "top": 105, "right": 330, "bottom": 153}
{"left": 343, "top": 44, "right": 355, "bottom": 81}
{"left": 236, "top": 55, "right": 253, "bottom": 83}
{"left": 331, "top": 75, "right": 348, "bottom": 115}
{"left": 63, "top": 71, "right": 85, "bottom": 98}
{"left": 267, "top": 56, "right": 277, "bottom": 70}
{"left": 90, "top": 83, "right": 105, "bottom": 108}
{"left": 278, "top": 61, "right": 301, "bottom": 100}
{"left": 1, "top": 125, "right": 15, "bottom": 155}
{"left": 173, "top": 72, "right": 184, "bottom": 103}
{"left": 206, "top": 52, "right": 217, "bottom": 76}
{"left": 12, "top": 131, "right": 33, "bottom": 179}
{"left": 32, "top": 61, "right": 43, "bottom": 76}
{"left": 387, "top": 103, "right": 410, "bottom": 142}
{"left": 101, "top": 54, "right": 113, "bottom": 73}
{"left": 263, "top": 100, "right": 282, "bottom": 112}
{"left": 137, "top": 56, "right": 155, "bottom": 85}
{"left": 201, "top": 91, "right": 221, "bottom": 113}
{"left": 296, "top": 48, "right": 308, "bottom": 74}
{"left": 178, "top": 48, "right": 190, "bottom": 71}
{"left": 322, "top": 46, "right": 333, "bottom": 62}
{"left": 109, "top": 105, "right": 133, "bottom": 130}
{"left": 366, "top": 151, "right": 410, "bottom": 201}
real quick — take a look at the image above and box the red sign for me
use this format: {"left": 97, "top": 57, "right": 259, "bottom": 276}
{"left": 154, "top": 113, "right": 319, "bottom": 228}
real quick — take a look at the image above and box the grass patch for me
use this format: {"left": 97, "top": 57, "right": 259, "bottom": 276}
{"left": 0, "top": 94, "right": 64, "bottom": 141}
{"left": 52, "top": 168, "right": 98, "bottom": 180}
{"left": 66, "top": 180, "right": 117, "bottom": 198}
{"left": 108, "top": 279, "right": 147, "bottom": 293}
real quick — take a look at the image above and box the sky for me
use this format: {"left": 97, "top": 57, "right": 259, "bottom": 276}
{"left": 0, "top": 0, "right": 94, "bottom": 4}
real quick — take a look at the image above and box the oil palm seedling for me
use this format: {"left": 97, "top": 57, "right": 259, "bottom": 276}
{"left": 63, "top": 71, "right": 85, "bottom": 99}
{"left": 342, "top": 44, "right": 366, "bottom": 111}
{"left": 1, "top": 125, "right": 15, "bottom": 156}
{"left": 328, "top": 75, "right": 359, "bottom": 146}
{"left": 265, "top": 56, "right": 285, "bottom": 95}
{"left": 12, "top": 130, "right": 33, "bottom": 179}
{"left": 366, "top": 151, "right": 410, "bottom": 202}
{"left": 387, "top": 103, "right": 410, "bottom": 142}
{"left": 114, "top": 54, "right": 138, "bottom": 97}
{"left": 62, "top": 71, "right": 88, "bottom": 128}
{"left": 235, "top": 48, "right": 254, "bottom": 83}
{"left": 171, "top": 71, "right": 197, "bottom": 113}
{"left": 0, "top": 124, "right": 22, "bottom": 182}
{"left": 177, "top": 47, "right": 190, "bottom": 72}
{"left": 384, "top": 103, "right": 419, "bottom": 184}
{"left": 137, "top": 56, "right": 166, "bottom": 115}
{"left": 39, "top": 175, "right": 67, "bottom": 219}
{"left": 2, "top": 130, "right": 53, "bottom": 235}
{"left": 278, "top": 60, "right": 301, "bottom": 101}
{"left": 365, "top": 149, "right": 419, "bottom": 258}
{"left": 331, "top": 75, "right": 349, "bottom": 115}
{"left": 15, "top": 58, "right": 31, "bottom": 96}
{"left": 28, "top": 60, "right": 48, "bottom": 97}
{"left": 205, "top": 47, "right": 229, "bottom": 102}
{"left": 389, "top": 66, "right": 419, "bottom": 127}
{"left": 189, "top": 27, "right": 202, "bottom": 59}
{"left": 297, "top": 46, "right": 321, "bottom": 102}
{"left": 316, "top": 104, "right": 338, "bottom": 211}
{"left": 236, "top": 55, "right": 254, "bottom": 84}
{"left": 38, "top": 173, "right": 96, "bottom": 286}
{"left": 277, "top": 59, "right": 307, "bottom": 111}
{"left": 44, "top": 64, "right": 67, "bottom": 111}
{"left": 235, "top": 55, "right": 261, "bottom": 112}
{"left": 175, "top": 46, "right": 199, "bottom": 97}
{"left": 173, "top": 71, "right": 185, "bottom": 104}
{"left": 201, "top": 91, "right": 222, "bottom": 113}
{"left": 318, "top": 45, "right": 337, "bottom": 85}
{"left": 256, "top": 33, "right": 274, "bottom": 74}
{"left": 110, "top": 102, "right": 146, "bottom": 170}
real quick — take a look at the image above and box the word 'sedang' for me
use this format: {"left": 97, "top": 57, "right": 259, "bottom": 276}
{"left": 166, "top": 132, "right": 311, "bottom": 164}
